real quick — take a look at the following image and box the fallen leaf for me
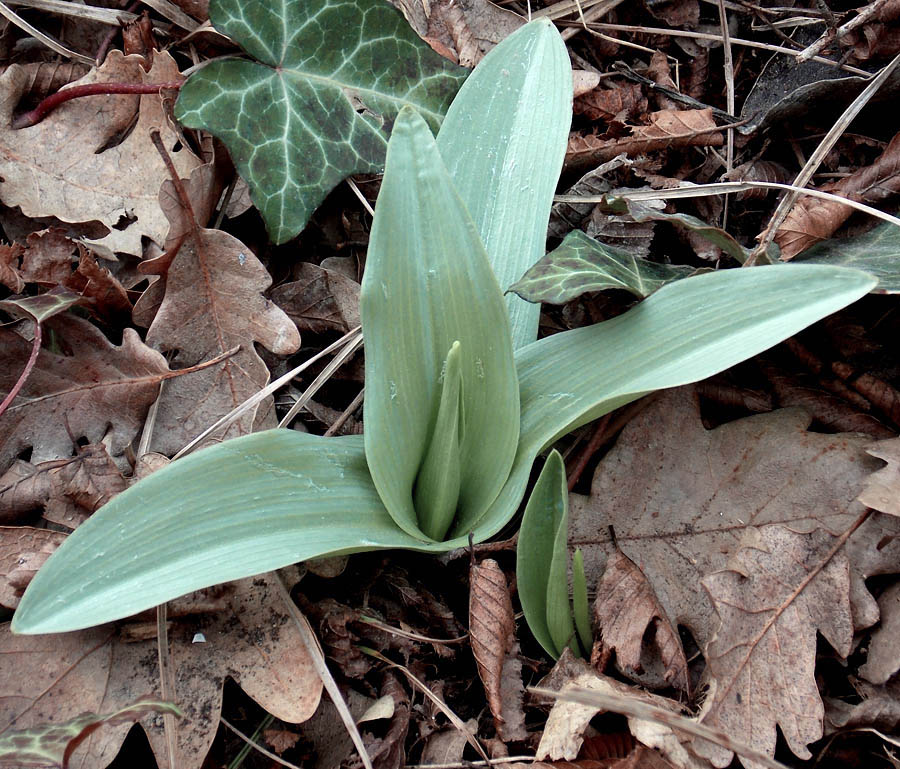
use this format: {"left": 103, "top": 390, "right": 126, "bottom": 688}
{"left": 397, "top": 0, "right": 524, "bottom": 66}
{"left": 0, "top": 314, "right": 171, "bottom": 469}
{"left": 566, "top": 110, "right": 723, "bottom": 171}
{"left": 508, "top": 230, "right": 696, "bottom": 305}
{"left": 0, "top": 243, "right": 24, "bottom": 292}
{"left": 0, "top": 573, "right": 322, "bottom": 769}
{"left": 592, "top": 547, "right": 689, "bottom": 693}
{"left": 575, "top": 83, "right": 647, "bottom": 123}
{"left": 695, "top": 524, "right": 854, "bottom": 767}
{"left": 535, "top": 652, "right": 703, "bottom": 769}
{"left": 570, "top": 387, "right": 880, "bottom": 650}
{"left": 0, "top": 526, "right": 66, "bottom": 608}
{"left": 142, "top": 225, "right": 300, "bottom": 455}
{"left": 0, "top": 51, "right": 201, "bottom": 258}
{"left": 271, "top": 263, "right": 361, "bottom": 334}
{"left": 859, "top": 581, "right": 900, "bottom": 684}
{"left": 776, "top": 131, "right": 900, "bottom": 259}
{"left": 825, "top": 678, "right": 900, "bottom": 733}
{"left": 0, "top": 444, "right": 126, "bottom": 528}
{"left": 468, "top": 558, "right": 526, "bottom": 742}
{"left": 364, "top": 672, "right": 410, "bottom": 769}
{"left": 858, "top": 438, "right": 900, "bottom": 515}
{"left": 0, "top": 698, "right": 179, "bottom": 769}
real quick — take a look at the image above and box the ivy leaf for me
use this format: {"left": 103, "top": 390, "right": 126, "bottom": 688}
{"left": 175, "top": 0, "right": 467, "bottom": 243}
{"left": 508, "top": 230, "right": 698, "bottom": 305}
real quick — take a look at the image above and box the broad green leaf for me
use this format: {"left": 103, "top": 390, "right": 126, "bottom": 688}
{"left": 516, "top": 450, "right": 568, "bottom": 658}
{"left": 508, "top": 230, "right": 698, "bottom": 304}
{"left": 11, "top": 431, "right": 439, "bottom": 634}
{"left": 572, "top": 549, "right": 592, "bottom": 652}
{"left": 467, "top": 264, "right": 876, "bottom": 541}
{"left": 174, "top": 0, "right": 466, "bottom": 244}
{"left": 795, "top": 219, "right": 900, "bottom": 292}
{"left": 414, "top": 341, "right": 463, "bottom": 540}
{"left": 0, "top": 699, "right": 180, "bottom": 768}
{"left": 360, "top": 107, "right": 519, "bottom": 540}
{"left": 437, "top": 19, "right": 572, "bottom": 348}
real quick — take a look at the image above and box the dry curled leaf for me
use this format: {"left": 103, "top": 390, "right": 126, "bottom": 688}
{"left": 697, "top": 524, "right": 855, "bottom": 768}
{"left": 0, "top": 574, "right": 321, "bottom": 769}
{"left": 0, "top": 51, "right": 200, "bottom": 258}
{"left": 575, "top": 83, "right": 647, "bottom": 123}
{"left": 566, "top": 110, "right": 723, "bottom": 171}
{"left": 0, "top": 443, "right": 126, "bottom": 528}
{"left": 859, "top": 581, "right": 900, "bottom": 684}
{"left": 0, "top": 314, "right": 172, "bottom": 469}
{"left": 775, "top": 131, "right": 900, "bottom": 259}
{"left": 271, "top": 263, "right": 361, "bottom": 335}
{"left": 592, "top": 547, "right": 689, "bottom": 693}
{"left": 468, "top": 558, "right": 526, "bottom": 742}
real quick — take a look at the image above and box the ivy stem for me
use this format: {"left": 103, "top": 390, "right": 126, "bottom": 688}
{"left": 12, "top": 81, "right": 182, "bottom": 129}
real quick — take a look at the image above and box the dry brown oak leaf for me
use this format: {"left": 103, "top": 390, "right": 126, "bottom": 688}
{"left": 139, "top": 223, "right": 300, "bottom": 454}
{"left": 0, "top": 51, "right": 200, "bottom": 258}
{"left": 0, "top": 526, "right": 65, "bottom": 609}
{"left": 858, "top": 437, "right": 900, "bottom": 515}
{"left": 695, "top": 524, "right": 855, "bottom": 768}
{"left": 0, "top": 314, "right": 171, "bottom": 470}
{"left": 0, "top": 573, "right": 322, "bottom": 769}
{"left": 271, "top": 262, "right": 361, "bottom": 335}
{"left": 570, "top": 386, "right": 885, "bottom": 650}
{"left": 0, "top": 443, "right": 126, "bottom": 528}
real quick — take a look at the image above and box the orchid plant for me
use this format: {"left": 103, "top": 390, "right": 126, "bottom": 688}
{"left": 12, "top": 21, "right": 874, "bottom": 636}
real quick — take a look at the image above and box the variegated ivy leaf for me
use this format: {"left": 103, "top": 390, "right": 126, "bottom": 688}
{"left": 508, "top": 230, "right": 699, "bottom": 305}
{"left": 175, "top": 0, "right": 467, "bottom": 243}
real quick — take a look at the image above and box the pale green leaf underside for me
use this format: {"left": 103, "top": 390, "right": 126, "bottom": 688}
{"left": 516, "top": 450, "right": 568, "bottom": 658}
{"left": 795, "top": 219, "right": 900, "bottom": 292}
{"left": 12, "top": 265, "right": 874, "bottom": 634}
{"left": 174, "top": 0, "right": 465, "bottom": 243}
{"left": 360, "top": 108, "right": 519, "bottom": 541}
{"left": 437, "top": 19, "right": 572, "bottom": 348}
{"left": 509, "top": 229, "right": 698, "bottom": 304}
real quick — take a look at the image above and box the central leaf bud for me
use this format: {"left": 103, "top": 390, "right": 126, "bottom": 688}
{"left": 414, "top": 341, "right": 464, "bottom": 540}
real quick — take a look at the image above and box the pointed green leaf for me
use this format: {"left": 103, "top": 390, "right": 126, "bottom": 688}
{"left": 795, "top": 219, "right": 900, "bottom": 292}
{"left": 11, "top": 430, "right": 448, "bottom": 635}
{"left": 437, "top": 19, "right": 571, "bottom": 348}
{"left": 516, "top": 450, "right": 569, "bottom": 658}
{"left": 174, "top": 0, "right": 466, "bottom": 244}
{"left": 572, "top": 548, "right": 592, "bottom": 653}
{"left": 360, "top": 107, "right": 519, "bottom": 541}
{"left": 508, "top": 229, "right": 698, "bottom": 304}
{"left": 467, "top": 264, "right": 876, "bottom": 544}
{"left": 414, "top": 341, "right": 463, "bottom": 541}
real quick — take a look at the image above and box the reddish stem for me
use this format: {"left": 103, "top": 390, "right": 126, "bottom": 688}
{"left": 13, "top": 81, "right": 182, "bottom": 129}
{"left": 0, "top": 320, "right": 41, "bottom": 420}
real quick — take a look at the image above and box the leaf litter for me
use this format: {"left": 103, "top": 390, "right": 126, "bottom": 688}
{"left": 1, "top": 0, "right": 900, "bottom": 767}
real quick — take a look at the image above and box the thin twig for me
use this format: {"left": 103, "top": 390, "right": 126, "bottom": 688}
{"left": 529, "top": 686, "right": 790, "bottom": 769}
{"left": 13, "top": 81, "right": 182, "bottom": 129}
{"left": 751, "top": 50, "right": 900, "bottom": 263}
{"left": 323, "top": 388, "right": 364, "bottom": 437}
{"left": 220, "top": 717, "right": 303, "bottom": 769}
{"left": 0, "top": 320, "right": 40, "bottom": 420}
{"left": 278, "top": 335, "right": 364, "bottom": 428}
{"left": 797, "top": 0, "right": 891, "bottom": 62}
{"left": 4, "top": 0, "right": 141, "bottom": 25}
{"left": 571, "top": 21, "right": 871, "bottom": 76}
{"left": 554, "top": 180, "right": 900, "bottom": 230}
{"left": 272, "top": 573, "right": 374, "bottom": 769}
{"left": 346, "top": 178, "right": 375, "bottom": 217}
{"left": 408, "top": 757, "right": 537, "bottom": 769}
{"left": 0, "top": 0, "right": 94, "bottom": 64}
{"left": 156, "top": 603, "right": 179, "bottom": 769}
{"left": 716, "top": 0, "right": 736, "bottom": 228}
{"left": 174, "top": 328, "right": 362, "bottom": 459}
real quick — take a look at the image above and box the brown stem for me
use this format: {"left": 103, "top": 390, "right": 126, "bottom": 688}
{"left": 13, "top": 81, "right": 182, "bottom": 129}
{"left": 0, "top": 320, "right": 41, "bottom": 420}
